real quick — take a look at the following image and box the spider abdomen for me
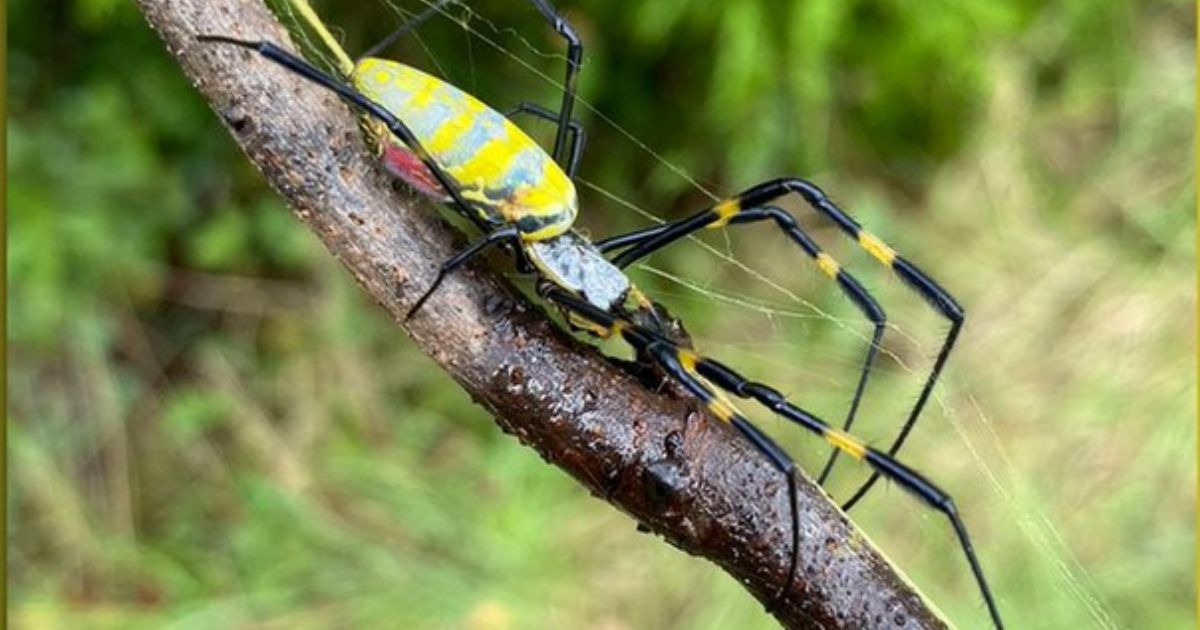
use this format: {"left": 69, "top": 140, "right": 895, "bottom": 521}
{"left": 354, "top": 58, "right": 577, "bottom": 240}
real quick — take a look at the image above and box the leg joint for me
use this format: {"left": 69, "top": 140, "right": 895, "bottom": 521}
{"left": 743, "top": 382, "right": 785, "bottom": 408}
{"left": 762, "top": 205, "right": 797, "bottom": 228}
{"left": 893, "top": 256, "right": 965, "bottom": 321}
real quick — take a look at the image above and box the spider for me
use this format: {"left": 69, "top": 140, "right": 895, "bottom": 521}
{"left": 199, "top": 0, "right": 1002, "bottom": 627}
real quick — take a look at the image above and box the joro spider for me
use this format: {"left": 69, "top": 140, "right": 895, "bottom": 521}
{"left": 199, "top": 0, "right": 1002, "bottom": 627}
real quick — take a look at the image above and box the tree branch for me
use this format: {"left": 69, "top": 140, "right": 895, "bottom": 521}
{"left": 134, "top": 1, "right": 946, "bottom": 627}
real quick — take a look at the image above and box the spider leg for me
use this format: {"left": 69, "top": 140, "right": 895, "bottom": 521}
{"left": 599, "top": 205, "right": 887, "bottom": 489}
{"left": 645, "top": 342, "right": 802, "bottom": 615}
{"left": 504, "top": 102, "right": 586, "bottom": 177}
{"left": 606, "top": 179, "right": 964, "bottom": 511}
{"left": 539, "top": 283, "right": 1002, "bottom": 630}
{"left": 360, "top": 0, "right": 460, "bottom": 60}
{"left": 406, "top": 225, "right": 522, "bottom": 319}
{"left": 519, "top": 0, "right": 583, "bottom": 168}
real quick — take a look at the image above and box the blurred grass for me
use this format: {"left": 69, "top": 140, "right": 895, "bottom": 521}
{"left": 7, "top": 0, "right": 1196, "bottom": 628}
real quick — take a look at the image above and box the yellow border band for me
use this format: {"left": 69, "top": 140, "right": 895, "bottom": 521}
{"left": 859, "top": 231, "right": 897, "bottom": 266}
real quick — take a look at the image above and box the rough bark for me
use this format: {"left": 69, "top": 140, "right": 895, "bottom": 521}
{"left": 134, "top": 1, "right": 947, "bottom": 628}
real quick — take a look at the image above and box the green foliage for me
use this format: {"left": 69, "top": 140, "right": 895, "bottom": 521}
{"left": 9, "top": 0, "right": 1195, "bottom": 628}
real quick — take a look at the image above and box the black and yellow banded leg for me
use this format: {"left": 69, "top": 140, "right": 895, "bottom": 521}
{"left": 598, "top": 204, "right": 888, "bottom": 489}
{"left": 538, "top": 283, "right": 1002, "bottom": 630}
{"left": 504, "top": 102, "right": 587, "bottom": 177}
{"left": 605, "top": 178, "right": 965, "bottom": 511}
{"left": 691, "top": 353, "right": 1002, "bottom": 630}
{"left": 643, "top": 340, "right": 802, "bottom": 613}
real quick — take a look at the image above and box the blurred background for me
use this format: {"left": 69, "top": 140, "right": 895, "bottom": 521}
{"left": 8, "top": 0, "right": 1196, "bottom": 628}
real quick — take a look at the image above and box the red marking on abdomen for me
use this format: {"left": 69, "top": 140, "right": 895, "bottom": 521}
{"left": 381, "top": 142, "right": 451, "bottom": 201}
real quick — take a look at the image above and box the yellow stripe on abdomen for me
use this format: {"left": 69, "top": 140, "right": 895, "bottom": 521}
{"left": 352, "top": 57, "right": 577, "bottom": 239}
